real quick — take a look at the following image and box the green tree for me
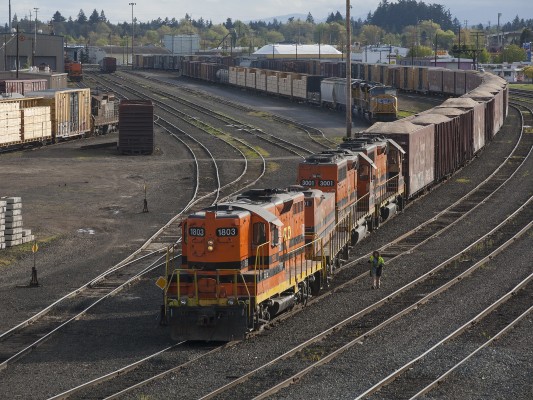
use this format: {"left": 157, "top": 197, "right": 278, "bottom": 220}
{"left": 77, "top": 9, "right": 87, "bottom": 24}
{"left": 520, "top": 28, "right": 533, "bottom": 45}
{"left": 89, "top": 9, "right": 99, "bottom": 24}
{"left": 306, "top": 13, "right": 314, "bottom": 24}
{"left": 52, "top": 11, "right": 66, "bottom": 23}
{"left": 523, "top": 66, "right": 533, "bottom": 83}
{"left": 361, "top": 24, "right": 384, "bottom": 45}
{"left": 495, "top": 44, "right": 527, "bottom": 63}
{"left": 407, "top": 45, "right": 434, "bottom": 58}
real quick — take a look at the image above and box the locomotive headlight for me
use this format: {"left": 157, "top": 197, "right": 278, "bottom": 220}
{"left": 227, "top": 297, "right": 236, "bottom": 306}
{"left": 180, "top": 297, "right": 188, "bottom": 306}
{"left": 207, "top": 239, "right": 215, "bottom": 252}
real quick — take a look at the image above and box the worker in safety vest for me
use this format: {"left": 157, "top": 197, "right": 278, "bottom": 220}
{"left": 369, "top": 250, "right": 385, "bottom": 289}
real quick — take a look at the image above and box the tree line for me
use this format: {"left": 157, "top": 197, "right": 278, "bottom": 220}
{"left": 5, "top": 1, "right": 533, "bottom": 63}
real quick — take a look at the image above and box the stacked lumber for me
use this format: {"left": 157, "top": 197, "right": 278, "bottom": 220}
{"left": 0, "top": 197, "right": 34, "bottom": 249}
{"left": 0, "top": 102, "right": 22, "bottom": 144}
{"left": 22, "top": 106, "right": 52, "bottom": 140}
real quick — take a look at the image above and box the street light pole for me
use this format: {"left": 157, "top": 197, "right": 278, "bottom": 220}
{"left": 346, "top": 0, "right": 352, "bottom": 138}
{"left": 34, "top": 7, "right": 38, "bottom": 66}
{"left": 129, "top": 2, "right": 136, "bottom": 69}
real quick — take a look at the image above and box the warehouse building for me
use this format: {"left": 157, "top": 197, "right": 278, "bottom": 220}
{"left": 0, "top": 32, "right": 64, "bottom": 73}
{"left": 253, "top": 44, "right": 342, "bottom": 59}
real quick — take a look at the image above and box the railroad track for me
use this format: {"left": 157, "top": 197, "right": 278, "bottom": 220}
{"left": 194, "top": 196, "right": 532, "bottom": 399}
{"left": 42, "top": 101, "right": 532, "bottom": 399}
{"left": 0, "top": 74, "right": 268, "bottom": 372}
{"left": 107, "top": 71, "right": 317, "bottom": 159}
{"left": 89, "top": 72, "right": 267, "bottom": 200}
{"left": 362, "top": 273, "right": 533, "bottom": 399}
{"left": 128, "top": 70, "right": 337, "bottom": 149}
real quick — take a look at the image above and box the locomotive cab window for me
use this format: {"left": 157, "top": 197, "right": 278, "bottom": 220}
{"left": 271, "top": 225, "right": 280, "bottom": 247}
{"left": 253, "top": 222, "right": 266, "bottom": 245}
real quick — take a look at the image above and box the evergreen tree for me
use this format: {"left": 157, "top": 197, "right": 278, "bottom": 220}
{"left": 89, "top": 9, "right": 99, "bottom": 24}
{"left": 306, "top": 13, "right": 314, "bottom": 24}
{"left": 99, "top": 10, "right": 107, "bottom": 23}
{"left": 77, "top": 10, "right": 87, "bottom": 24}
{"left": 52, "top": 11, "right": 66, "bottom": 23}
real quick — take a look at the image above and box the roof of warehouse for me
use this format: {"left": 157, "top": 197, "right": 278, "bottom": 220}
{"left": 254, "top": 44, "right": 341, "bottom": 56}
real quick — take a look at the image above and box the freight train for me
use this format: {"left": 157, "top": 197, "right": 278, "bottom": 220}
{"left": 0, "top": 88, "right": 120, "bottom": 149}
{"left": 181, "top": 63, "right": 398, "bottom": 122}
{"left": 159, "top": 65, "right": 508, "bottom": 341}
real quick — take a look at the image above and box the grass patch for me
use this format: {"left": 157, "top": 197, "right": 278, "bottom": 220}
{"left": 456, "top": 178, "right": 470, "bottom": 184}
{"left": 254, "top": 146, "right": 270, "bottom": 157}
{"left": 266, "top": 162, "right": 280, "bottom": 173}
{"left": 248, "top": 110, "right": 272, "bottom": 119}
{"left": 397, "top": 110, "right": 416, "bottom": 119}
{"left": 509, "top": 84, "right": 533, "bottom": 91}
{"left": 0, "top": 235, "right": 59, "bottom": 268}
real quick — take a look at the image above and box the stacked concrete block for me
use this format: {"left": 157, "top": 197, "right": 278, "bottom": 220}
{"left": 0, "top": 200, "right": 5, "bottom": 250}
{"left": 1, "top": 197, "right": 33, "bottom": 248}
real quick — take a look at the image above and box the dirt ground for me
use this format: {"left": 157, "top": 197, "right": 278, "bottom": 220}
{"left": 0, "top": 130, "right": 193, "bottom": 330}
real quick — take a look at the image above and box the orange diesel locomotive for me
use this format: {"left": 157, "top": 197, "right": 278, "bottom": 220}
{"left": 163, "top": 188, "right": 335, "bottom": 341}
{"left": 161, "top": 137, "right": 405, "bottom": 341}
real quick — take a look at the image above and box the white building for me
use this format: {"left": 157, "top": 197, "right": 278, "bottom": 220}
{"left": 163, "top": 35, "right": 200, "bottom": 55}
{"left": 352, "top": 45, "right": 409, "bottom": 64}
{"left": 253, "top": 44, "right": 342, "bottom": 59}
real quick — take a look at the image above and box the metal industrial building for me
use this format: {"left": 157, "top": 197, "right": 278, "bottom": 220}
{"left": 1, "top": 32, "right": 64, "bottom": 73}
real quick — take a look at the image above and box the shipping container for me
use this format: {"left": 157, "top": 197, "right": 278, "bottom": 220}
{"left": 428, "top": 68, "right": 445, "bottom": 93}
{"left": 413, "top": 67, "right": 429, "bottom": 93}
{"left": 26, "top": 88, "right": 91, "bottom": 139}
{"left": 364, "top": 119, "right": 435, "bottom": 197}
{"left": 118, "top": 100, "right": 154, "bottom": 155}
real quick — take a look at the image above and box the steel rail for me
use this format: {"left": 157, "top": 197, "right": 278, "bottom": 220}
{"left": 0, "top": 253, "right": 169, "bottom": 370}
{"left": 196, "top": 195, "right": 532, "bottom": 399}
{"left": 356, "top": 270, "right": 533, "bottom": 399}
{"left": 129, "top": 71, "right": 335, "bottom": 149}
{"left": 410, "top": 304, "right": 533, "bottom": 399}
{"left": 252, "top": 219, "right": 533, "bottom": 400}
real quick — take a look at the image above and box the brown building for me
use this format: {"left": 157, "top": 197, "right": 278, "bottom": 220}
{"left": 0, "top": 32, "right": 64, "bottom": 73}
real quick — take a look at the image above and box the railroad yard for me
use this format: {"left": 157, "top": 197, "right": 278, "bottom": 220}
{"left": 0, "top": 69, "right": 532, "bottom": 400}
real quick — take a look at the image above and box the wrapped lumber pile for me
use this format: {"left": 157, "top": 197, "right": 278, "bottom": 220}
{"left": 22, "top": 106, "right": 52, "bottom": 140}
{"left": 0, "top": 102, "right": 22, "bottom": 145}
{"left": 0, "top": 197, "right": 34, "bottom": 249}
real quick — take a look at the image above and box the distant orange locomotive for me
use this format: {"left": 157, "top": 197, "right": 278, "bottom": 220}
{"left": 161, "top": 136, "right": 405, "bottom": 341}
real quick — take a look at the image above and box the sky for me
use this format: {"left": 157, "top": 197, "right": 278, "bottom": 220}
{"left": 5, "top": 0, "right": 531, "bottom": 29}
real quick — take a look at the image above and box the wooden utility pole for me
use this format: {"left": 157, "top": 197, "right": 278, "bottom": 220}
{"left": 346, "top": 0, "right": 352, "bottom": 138}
